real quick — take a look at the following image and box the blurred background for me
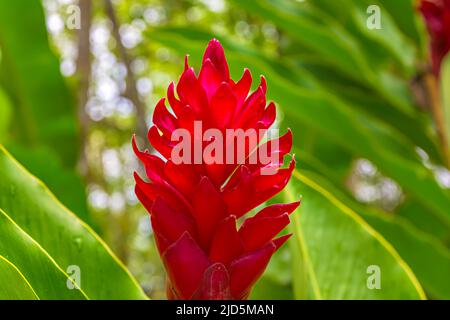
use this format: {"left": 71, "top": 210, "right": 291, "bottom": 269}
{"left": 1, "top": 0, "right": 449, "bottom": 299}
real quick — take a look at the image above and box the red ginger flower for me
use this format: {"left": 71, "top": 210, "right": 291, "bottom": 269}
{"left": 419, "top": 0, "right": 450, "bottom": 76}
{"left": 133, "top": 39, "right": 299, "bottom": 300}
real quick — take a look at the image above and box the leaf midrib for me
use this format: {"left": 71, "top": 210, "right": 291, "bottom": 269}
{"left": 0, "top": 208, "right": 90, "bottom": 299}
{"left": 0, "top": 144, "right": 148, "bottom": 299}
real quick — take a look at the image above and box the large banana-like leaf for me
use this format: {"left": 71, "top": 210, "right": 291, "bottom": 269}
{"left": 0, "top": 208, "right": 87, "bottom": 300}
{"left": 0, "top": 145, "right": 147, "bottom": 300}
{"left": 0, "top": 255, "right": 39, "bottom": 300}
{"left": 296, "top": 171, "right": 450, "bottom": 299}
{"left": 362, "top": 212, "right": 450, "bottom": 299}
{"left": 286, "top": 171, "right": 426, "bottom": 299}
{"left": 227, "top": 0, "right": 441, "bottom": 163}
{"left": 297, "top": 145, "right": 450, "bottom": 248}
{"left": 8, "top": 145, "right": 90, "bottom": 224}
{"left": 377, "top": 0, "right": 425, "bottom": 47}
{"left": 250, "top": 276, "right": 292, "bottom": 300}
{"left": 396, "top": 200, "right": 450, "bottom": 244}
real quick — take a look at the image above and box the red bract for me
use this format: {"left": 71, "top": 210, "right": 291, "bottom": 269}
{"left": 419, "top": 0, "right": 450, "bottom": 76}
{"left": 133, "top": 39, "right": 299, "bottom": 300}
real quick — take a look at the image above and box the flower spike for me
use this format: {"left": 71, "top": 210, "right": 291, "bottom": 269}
{"left": 133, "top": 39, "right": 300, "bottom": 300}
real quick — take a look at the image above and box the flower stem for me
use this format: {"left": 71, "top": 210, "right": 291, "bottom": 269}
{"left": 424, "top": 72, "right": 450, "bottom": 168}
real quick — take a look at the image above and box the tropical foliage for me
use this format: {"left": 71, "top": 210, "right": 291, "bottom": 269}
{"left": 0, "top": 0, "right": 449, "bottom": 300}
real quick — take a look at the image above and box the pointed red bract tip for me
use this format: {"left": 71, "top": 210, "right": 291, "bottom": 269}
{"left": 202, "top": 38, "right": 230, "bottom": 81}
{"left": 419, "top": 0, "right": 450, "bottom": 76}
{"left": 273, "top": 233, "right": 292, "bottom": 250}
{"left": 184, "top": 55, "right": 189, "bottom": 71}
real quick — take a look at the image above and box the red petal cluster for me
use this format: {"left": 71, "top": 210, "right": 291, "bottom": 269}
{"left": 419, "top": 0, "right": 450, "bottom": 76}
{"left": 133, "top": 39, "right": 299, "bottom": 300}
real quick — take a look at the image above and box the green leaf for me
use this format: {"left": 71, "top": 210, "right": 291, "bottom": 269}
{"left": 362, "top": 212, "right": 450, "bottom": 299}
{"left": 0, "top": 208, "right": 87, "bottom": 299}
{"left": 6, "top": 145, "right": 91, "bottom": 225}
{"left": 0, "top": 0, "right": 78, "bottom": 167}
{"left": 377, "top": 0, "right": 424, "bottom": 48}
{"left": 0, "top": 145, "right": 147, "bottom": 300}
{"left": 396, "top": 200, "right": 450, "bottom": 244}
{"left": 0, "top": 255, "right": 39, "bottom": 300}
{"left": 299, "top": 171, "right": 450, "bottom": 299}
{"left": 286, "top": 170, "right": 426, "bottom": 299}
{"left": 250, "top": 276, "right": 292, "bottom": 300}
{"left": 229, "top": 0, "right": 413, "bottom": 113}
{"left": 0, "top": 0, "right": 90, "bottom": 223}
